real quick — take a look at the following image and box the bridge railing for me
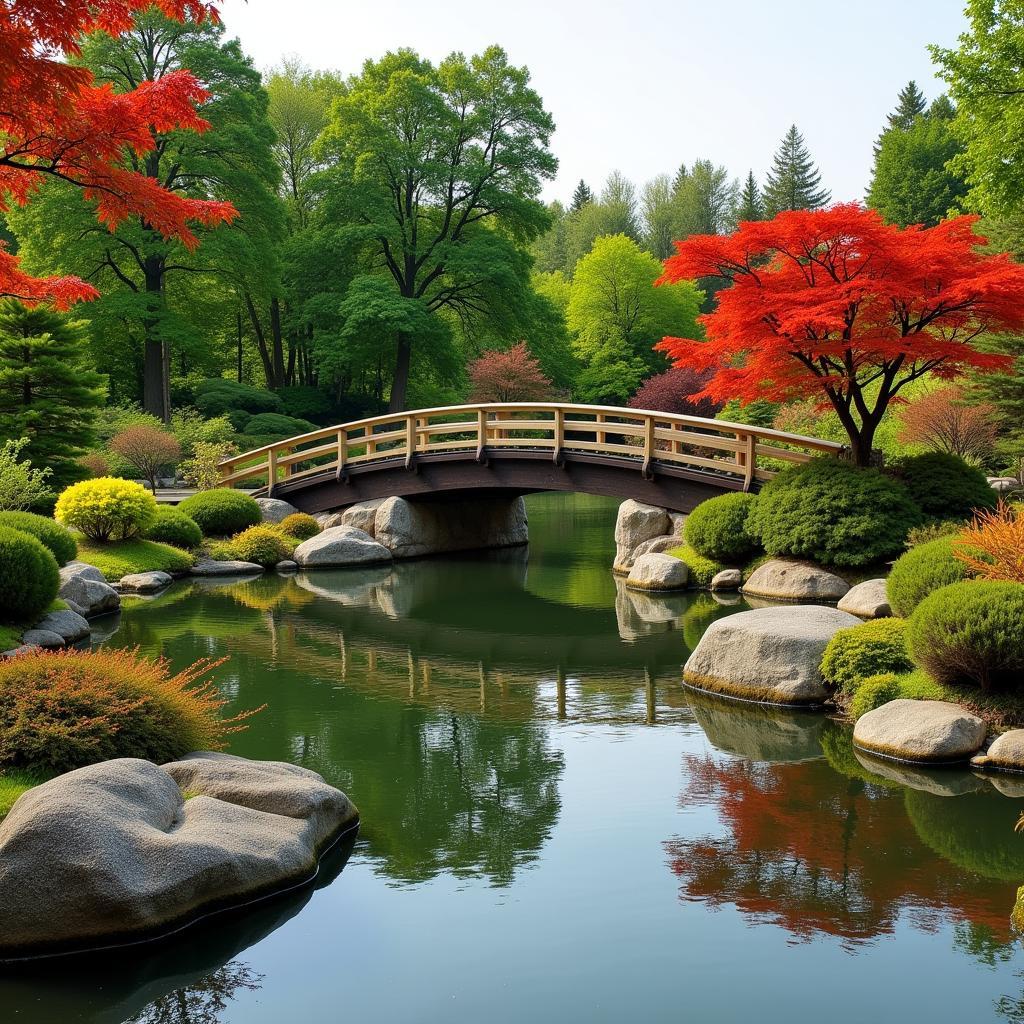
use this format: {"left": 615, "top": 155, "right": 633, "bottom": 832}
{"left": 218, "top": 403, "right": 845, "bottom": 492}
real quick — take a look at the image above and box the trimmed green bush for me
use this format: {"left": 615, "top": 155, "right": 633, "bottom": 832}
{"left": 820, "top": 618, "right": 913, "bottom": 693}
{"left": 55, "top": 478, "right": 157, "bottom": 542}
{"left": 897, "top": 452, "right": 998, "bottom": 520}
{"left": 684, "top": 493, "right": 759, "bottom": 562}
{"left": 907, "top": 581, "right": 1024, "bottom": 692}
{"left": 276, "top": 385, "right": 332, "bottom": 423}
{"left": 887, "top": 536, "right": 970, "bottom": 618}
{"left": 193, "top": 379, "right": 282, "bottom": 419}
{"left": 240, "top": 413, "right": 318, "bottom": 438}
{"left": 0, "top": 512, "right": 76, "bottom": 566}
{"left": 144, "top": 506, "right": 202, "bottom": 550}
{"left": 746, "top": 457, "right": 921, "bottom": 567}
{"left": 849, "top": 670, "right": 946, "bottom": 720}
{"left": 0, "top": 527, "right": 60, "bottom": 621}
{"left": 279, "top": 512, "right": 320, "bottom": 540}
{"left": 231, "top": 525, "right": 293, "bottom": 568}
{"left": 178, "top": 489, "right": 261, "bottom": 537}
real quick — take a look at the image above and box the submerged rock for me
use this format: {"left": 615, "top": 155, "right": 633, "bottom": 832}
{"left": 190, "top": 558, "right": 264, "bottom": 577}
{"left": 853, "top": 699, "right": 986, "bottom": 764}
{"left": 742, "top": 559, "right": 850, "bottom": 603}
{"left": 625, "top": 552, "right": 689, "bottom": 591}
{"left": 293, "top": 525, "right": 392, "bottom": 568}
{"left": 683, "top": 604, "right": 860, "bottom": 705}
{"left": 710, "top": 569, "right": 742, "bottom": 592}
{"left": 837, "top": 579, "right": 891, "bottom": 619}
{"left": 0, "top": 754, "right": 358, "bottom": 958}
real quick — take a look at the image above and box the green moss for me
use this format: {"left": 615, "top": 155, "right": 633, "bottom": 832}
{"left": 0, "top": 624, "right": 22, "bottom": 650}
{"left": 76, "top": 538, "right": 194, "bottom": 581}
{"left": 668, "top": 543, "right": 727, "bottom": 589}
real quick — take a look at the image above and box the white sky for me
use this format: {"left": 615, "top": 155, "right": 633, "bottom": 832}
{"left": 219, "top": 0, "right": 968, "bottom": 205}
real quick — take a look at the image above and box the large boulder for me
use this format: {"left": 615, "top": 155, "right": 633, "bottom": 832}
{"left": 373, "top": 496, "right": 528, "bottom": 559}
{"left": 58, "top": 562, "right": 120, "bottom": 619}
{"left": 339, "top": 499, "right": 386, "bottom": 537}
{"left": 972, "top": 729, "right": 1024, "bottom": 773}
{"left": 118, "top": 570, "right": 173, "bottom": 593}
{"left": 0, "top": 754, "right": 358, "bottom": 958}
{"left": 742, "top": 559, "right": 850, "bottom": 603}
{"left": 625, "top": 552, "right": 689, "bottom": 592}
{"left": 853, "top": 699, "right": 987, "bottom": 764}
{"left": 255, "top": 497, "right": 299, "bottom": 524}
{"left": 837, "top": 579, "right": 891, "bottom": 619}
{"left": 683, "top": 604, "right": 860, "bottom": 705}
{"left": 33, "top": 608, "right": 90, "bottom": 644}
{"left": 293, "top": 525, "right": 392, "bottom": 568}
{"left": 613, "top": 500, "right": 670, "bottom": 575}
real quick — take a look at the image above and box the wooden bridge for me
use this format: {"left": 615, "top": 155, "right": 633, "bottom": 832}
{"left": 218, "top": 403, "right": 845, "bottom": 514}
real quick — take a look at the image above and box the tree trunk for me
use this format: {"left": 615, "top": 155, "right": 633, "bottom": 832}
{"left": 389, "top": 332, "right": 412, "bottom": 412}
{"left": 142, "top": 255, "right": 167, "bottom": 422}
{"left": 270, "top": 297, "right": 285, "bottom": 387}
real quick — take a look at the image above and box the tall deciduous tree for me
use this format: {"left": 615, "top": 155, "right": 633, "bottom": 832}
{"left": 641, "top": 174, "right": 677, "bottom": 260}
{"left": 317, "top": 46, "right": 556, "bottom": 411}
{"left": 656, "top": 205, "right": 1024, "bottom": 465}
{"left": 762, "top": 125, "right": 831, "bottom": 216}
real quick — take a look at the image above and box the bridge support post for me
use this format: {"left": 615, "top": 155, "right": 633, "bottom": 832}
{"left": 476, "top": 408, "right": 489, "bottom": 465}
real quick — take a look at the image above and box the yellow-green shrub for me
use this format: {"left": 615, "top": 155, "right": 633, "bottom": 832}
{"left": 55, "top": 478, "right": 157, "bottom": 542}
{"left": 279, "top": 512, "right": 320, "bottom": 541}
{"left": 231, "top": 525, "right": 294, "bottom": 567}
{"left": 820, "top": 618, "right": 913, "bottom": 693}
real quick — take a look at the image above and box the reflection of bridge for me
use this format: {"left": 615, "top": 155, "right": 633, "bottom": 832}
{"left": 218, "top": 403, "right": 845, "bottom": 513}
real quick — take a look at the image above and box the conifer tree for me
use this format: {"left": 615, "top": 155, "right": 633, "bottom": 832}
{"left": 888, "top": 81, "right": 927, "bottom": 132}
{"left": 570, "top": 179, "right": 594, "bottom": 212}
{"left": 735, "top": 170, "right": 764, "bottom": 222}
{"left": 762, "top": 125, "right": 831, "bottom": 216}
{"left": 0, "top": 301, "right": 105, "bottom": 485}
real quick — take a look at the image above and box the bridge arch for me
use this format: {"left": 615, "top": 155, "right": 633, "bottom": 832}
{"left": 218, "top": 403, "right": 845, "bottom": 515}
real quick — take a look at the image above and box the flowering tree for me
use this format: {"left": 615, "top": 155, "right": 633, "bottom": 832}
{"left": 0, "top": 0, "right": 234, "bottom": 307}
{"left": 656, "top": 204, "right": 1024, "bottom": 465}
{"left": 468, "top": 343, "right": 553, "bottom": 403}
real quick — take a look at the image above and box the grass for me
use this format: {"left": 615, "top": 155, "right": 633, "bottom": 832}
{"left": 75, "top": 537, "right": 194, "bottom": 582}
{"left": 0, "top": 598, "right": 69, "bottom": 652}
{"left": 0, "top": 770, "right": 47, "bottom": 820}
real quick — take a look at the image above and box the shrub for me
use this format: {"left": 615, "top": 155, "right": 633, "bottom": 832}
{"left": 78, "top": 451, "right": 110, "bottom": 479}
{"left": 848, "top": 670, "right": 946, "bottom": 720}
{"left": 0, "top": 648, "right": 260, "bottom": 775}
{"left": 55, "top": 477, "right": 157, "bottom": 542}
{"left": 0, "top": 527, "right": 60, "bottom": 621}
{"left": 0, "top": 512, "right": 76, "bottom": 566}
{"left": 820, "top": 618, "right": 913, "bottom": 693}
{"left": 887, "top": 536, "right": 970, "bottom": 617}
{"left": 178, "top": 488, "right": 261, "bottom": 536}
{"left": 179, "top": 440, "right": 238, "bottom": 491}
{"left": 953, "top": 502, "right": 1024, "bottom": 583}
{"left": 684, "top": 493, "right": 759, "bottom": 562}
{"left": 239, "top": 412, "right": 318, "bottom": 438}
{"left": 907, "top": 581, "right": 1024, "bottom": 693}
{"left": 629, "top": 366, "right": 721, "bottom": 418}
{"left": 896, "top": 451, "right": 997, "bottom": 520}
{"left": 193, "top": 379, "right": 282, "bottom": 419}
{"left": 144, "top": 506, "right": 203, "bottom": 550}
{"left": 897, "top": 384, "right": 999, "bottom": 463}
{"left": 0, "top": 438, "right": 53, "bottom": 512}
{"left": 168, "top": 407, "right": 235, "bottom": 458}
{"left": 906, "top": 519, "right": 964, "bottom": 548}
{"left": 109, "top": 424, "right": 181, "bottom": 490}
{"left": 279, "top": 512, "right": 320, "bottom": 540}
{"left": 746, "top": 457, "right": 921, "bottom": 567}
{"left": 231, "top": 525, "right": 293, "bottom": 567}
{"left": 668, "top": 543, "right": 724, "bottom": 589}
{"left": 75, "top": 538, "right": 194, "bottom": 581}
{"left": 276, "top": 385, "right": 332, "bottom": 423}
{"left": 206, "top": 539, "right": 239, "bottom": 561}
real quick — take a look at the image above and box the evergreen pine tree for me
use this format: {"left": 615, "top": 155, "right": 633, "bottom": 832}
{"left": 888, "top": 80, "right": 927, "bottom": 132}
{"left": 0, "top": 301, "right": 106, "bottom": 485}
{"left": 570, "top": 179, "right": 594, "bottom": 212}
{"left": 762, "top": 125, "right": 831, "bottom": 216}
{"left": 672, "top": 163, "right": 689, "bottom": 193}
{"left": 736, "top": 170, "right": 763, "bottom": 221}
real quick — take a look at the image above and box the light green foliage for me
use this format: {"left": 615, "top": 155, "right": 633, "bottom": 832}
{"left": 179, "top": 441, "right": 239, "bottom": 491}
{"left": 0, "top": 528, "right": 59, "bottom": 621}
{"left": 231, "top": 525, "right": 294, "bottom": 567}
{"left": 0, "top": 438, "right": 53, "bottom": 512}
{"left": 668, "top": 543, "right": 725, "bottom": 589}
{"left": 906, "top": 519, "right": 967, "bottom": 547}
{"left": 144, "top": 507, "right": 203, "bottom": 551}
{"left": 672, "top": 160, "right": 739, "bottom": 236}
{"left": 887, "top": 536, "right": 971, "bottom": 617}
{"left": 762, "top": 124, "right": 831, "bottom": 215}
{"left": 684, "top": 493, "right": 760, "bottom": 562}
{"left": 849, "top": 670, "right": 946, "bottom": 720}
{"left": 820, "top": 619, "right": 914, "bottom": 693}
{"left": 0, "top": 770, "right": 45, "bottom": 820}
{"left": 55, "top": 478, "right": 158, "bottom": 543}
{"left": 178, "top": 489, "right": 261, "bottom": 536}
{"left": 76, "top": 538, "right": 194, "bottom": 581}
{"left": 0, "top": 512, "right": 76, "bottom": 567}
{"left": 168, "top": 408, "right": 236, "bottom": 459}
{"left": 907, "top": 581, "right": 1024, "bottom": 691}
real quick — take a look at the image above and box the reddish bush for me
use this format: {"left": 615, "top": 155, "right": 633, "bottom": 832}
{"left": 629, "top": 367, "right": 721, "bottom": 418}
{"left": 110, "top": 425, "right": 181, "bottom": 490}
{"left": 78, "top": 452, "right": 110, "bottom": 478}
{"left": 898, "top": 384, "right": 999, "bottom": 462}
{"left": 468, "top": 342, "right": 553, "bottom": 403}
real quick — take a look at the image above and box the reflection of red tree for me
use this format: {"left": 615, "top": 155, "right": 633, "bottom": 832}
{"left": 666, "top": 754, "right": 1014, "bottom": 947}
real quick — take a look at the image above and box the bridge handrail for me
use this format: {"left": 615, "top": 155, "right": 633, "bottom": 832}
{"left": 218, "top": 402, "right": 846, "bottom": 492}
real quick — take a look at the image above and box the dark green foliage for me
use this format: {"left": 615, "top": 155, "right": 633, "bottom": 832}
{"left": 178, "top": 489, "right": 261, "bottom": 536}
{"left": 275, "top": 386, "right": 333, "bottom": 423}
{"left": 897, "top": 452, "right": 997, "bottom": 519}
{"left": 570, "top": 179, "right": 594, "bottom": 212}
{"left": 684, "top": 493, "right": 759, "bottom": 562}
{"left": 0, "top": 513, "right": 76, "bottom": 567}
{"left": 747, "top": 458, "right": 921, "bottom": 567}
{"left": 762, "top": 124, "right": 831, "bottom": 216}
{"left": 907, "top": 581, "right": 1024, "bottom": 692}
{"left": 0, "top": 527, "right": 59, "bottom": 622}
{"left": 887, "top": 536, "right": 971, "bottom": 617}
{"left": 194, "top": 379, "right": 283, "bottom": 420}
{"left": 144, "top": 507, "right": 203, "bottom": 550}
{"left": 820, "top": 618, "right": 913, "bottom": 693}
{"left": 240, "top": 412, "right": 318, "bottom": 437}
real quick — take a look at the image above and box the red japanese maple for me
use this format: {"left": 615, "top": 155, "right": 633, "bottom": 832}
{"left": 468, "top": 342, "right": 553, "bottom": 403}
{"left": 656, "top": 204, "right": 1024, "bottom": 464}
{"left": 0, "top": 0, "right": 235, "bottom": 307}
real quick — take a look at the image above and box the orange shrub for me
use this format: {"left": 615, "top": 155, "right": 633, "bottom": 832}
{"left": 0, "top": 648, "right": 262, "bottom": 775}
{"left": 953, "top": 502, "right": 1024, "bottom": 584}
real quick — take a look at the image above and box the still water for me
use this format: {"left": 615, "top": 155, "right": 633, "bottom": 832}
{"left": 4, "top": 492, "right": 1024, "bottom": 1023}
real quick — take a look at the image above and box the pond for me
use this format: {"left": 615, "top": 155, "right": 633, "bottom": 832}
{"left": 3, "top": 492, "right": 1024, "bottom": 1023}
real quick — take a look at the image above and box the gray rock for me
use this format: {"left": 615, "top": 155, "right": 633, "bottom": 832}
{"left": 972, "top": 729, "right": 1024, "bottom": 773}
{"left": 837, "top": 578, "right": 891, "bottom": 618}
{"left": 33, "top": 608, "right": 90, "bottom": 644}
{"left": 0, "top": 755, "right": 358, "bottom": 958}
{"left": 293, "top": 525, "right": 392, "bottom": 568}
{"left": 314, "top": 511, "right": 347, "bottom": 530}
{"left": 374, "top": 496, "right": 527, "bottom": 559}
{"left": 190, "top": 558, "right": 264, "bottom": 577}
{"left": 275, "top": 559, "right": 298, "bottom": 573}
{"left": 742, "top": 559, "right": 850, "bottom": 602}
{"left": 683, "top": 604, "right": 861, "bottom": 705}
{"left": 3, "top": 645, "right": 39, "bottom": 658}
{"left": 631, "top": 535, "right": 679, "bottom": 560}
{"left": 626, "top": 552, "right": 689, "bottom": 591}
{"left": 118, "top": 570, "right": 173, "bottom": 593}
{"left": 854, "top": 699, "right": 987, "bottom": 764}
{"left": 668, "top": 511, "right": 687, "bottom": 538}
{"left": 20, "top": 629, "right": 65, "bottom": 649}
{"left": 58, "top": 562, "right": 120, "bottom": 618}
{"left": 339, "top": 499, "right": 386, "bottom": 537}
{"left": 255, "top": 497, "right": 299, "bottom": 524}
{"left": 613, "top": 499, "right": 669, "bottom": 574}
{"left": 711, "top": 568, "right": 742, "bottom": 592}
{"left": 988, "top": 476, "right": 1022, "bottom": 496}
